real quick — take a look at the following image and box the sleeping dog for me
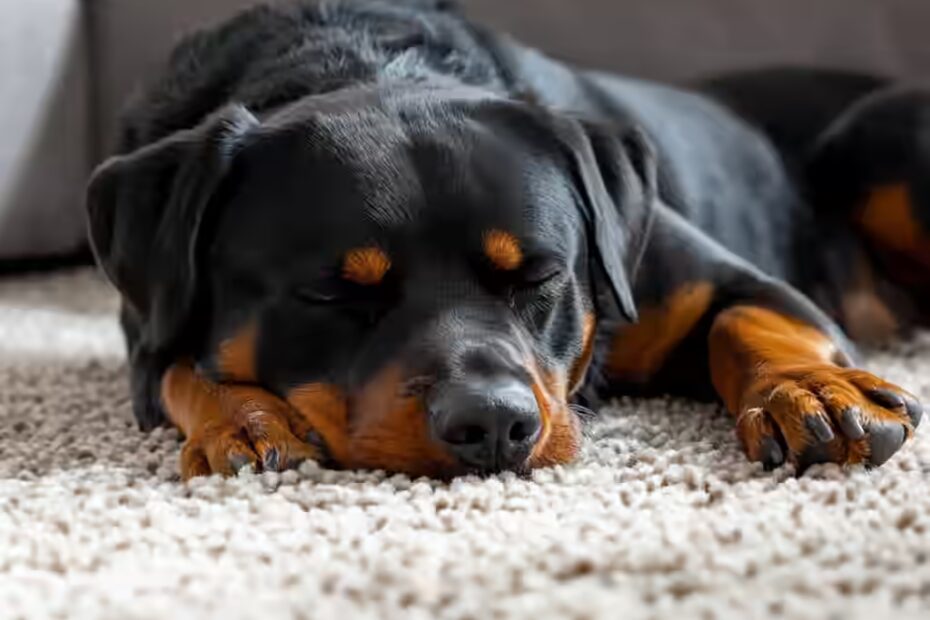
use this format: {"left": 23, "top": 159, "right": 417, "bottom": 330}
{"left": 86, "top": 0, "right": 926, "bottom": 479}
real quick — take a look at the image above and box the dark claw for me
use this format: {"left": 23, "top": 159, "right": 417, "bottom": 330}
{"left": 263, "top": 448, "right": 280, "bottom": 471}
{"left": 229, "top": 453, "right": 252, "bottom": 473}
{"left": 760, "top": 436, "right": 785, "bottom": 470}
{"left": 805, "top": 414, "right": 835, "bottom": 443}
{"left": 306, "top": 431, "right": 327, "bottom": 451}
{"left": 797, "top": 442, "right": 832, "bottom": 472}
{"left": 285, "top": 455, "right": 307, "bottom": 469}
{"left": 838, "top": 407, "right": 866, "bottom": 440}
{"left": 869, "top": 389, "right": 906, "bottom": 410}
{"left": 868, "top": 423, "right": 906, "bottom": 467}
{"left": 903, "top": 397, "right": 924, "bottom": 428}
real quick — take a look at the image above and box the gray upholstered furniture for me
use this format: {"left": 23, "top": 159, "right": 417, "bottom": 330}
{"left": 3, "top": 0, "right": 929, "bottom": 260}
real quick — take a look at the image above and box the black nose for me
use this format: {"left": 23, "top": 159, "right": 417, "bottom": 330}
{"left": 428, "top": 380, "right": 542, "bottom": 471}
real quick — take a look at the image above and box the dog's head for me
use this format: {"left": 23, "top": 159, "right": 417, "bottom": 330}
{"left": 87, "top": 86, "right": 657, "bottom": 477}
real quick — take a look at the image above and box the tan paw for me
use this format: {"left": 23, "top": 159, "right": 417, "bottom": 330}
{"left": 180, "top": 387, "right": 321, "bottom": 480}
{"left": 734, "top": 365, "right": 923, "bottom": 470}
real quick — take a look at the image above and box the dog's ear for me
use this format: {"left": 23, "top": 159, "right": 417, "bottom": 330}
{"left": 564, "top": 120, "right": 658, "bottom": 323}
{"left": 86, "top": 104, "right": 259, "bottom": 350}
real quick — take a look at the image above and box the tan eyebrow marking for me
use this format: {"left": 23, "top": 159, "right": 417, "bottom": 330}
{"left": 342, "top": 247, "right": 391, "bottom": 285}
{"left": 483, "top": 229, "right": 523, "bottom": 271}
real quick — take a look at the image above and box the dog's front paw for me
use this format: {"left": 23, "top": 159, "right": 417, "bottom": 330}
{"left": 179, "top": 387, "right": 322, "bottom": 480}
{"left": 734, "top": 366, "right": 923, "bottom": 470}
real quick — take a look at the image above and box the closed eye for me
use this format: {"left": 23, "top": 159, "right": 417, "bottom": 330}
{"left": 515, "top": 258, "right": 562, "bottom": 289}
{"left": 481, "top": 254, "right": 564, "bottom": 298}
{"left": 292, "top": 279, "right": 394, "bottom": 326}
{"left": 293, "top": 283, "right": 346, "bottom": 305}
{"left": 293, "top": 268, "right": 385, "bottom": 306}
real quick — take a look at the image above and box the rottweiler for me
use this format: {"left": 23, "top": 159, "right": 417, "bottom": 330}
{"left": 86, "top": 0, "right": 926, "bottom": 479}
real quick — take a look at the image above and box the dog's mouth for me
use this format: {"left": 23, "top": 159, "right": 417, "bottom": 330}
{"left": 286, "top": 371, "right": 583, "bottom": 478}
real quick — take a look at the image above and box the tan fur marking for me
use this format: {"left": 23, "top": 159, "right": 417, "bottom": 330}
{"left": 708, "top": 306, "right": 837, "bottom": 418}
{"left": 483, "top": 230, "right": 523, "bottom": 271}
{"left": 527, "top": 362, "right": 580, "bottom": 468}
{"left": 343, "top": 247, "right": 391, "bottom": 285}
{"left": 857, "top": 184, "right": 930, "bottom": 271}
{"left": 568, "top": 312, "right": 597, "bottom": 394}
{"left": 287, "top": 372, "right": 456, "bottom": 478}
{"left": 607, "top": 282, "right": 715, "bottom": 382}
{"left": 216, "top": 323, "right": 258, "bottom": 382}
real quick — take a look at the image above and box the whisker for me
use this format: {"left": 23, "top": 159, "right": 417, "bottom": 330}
{"left": 569, "top": 402, "right": 598, "bottom": 421}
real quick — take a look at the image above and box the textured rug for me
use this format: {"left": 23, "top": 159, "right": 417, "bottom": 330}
{"left": 1, "top": 269, "right": 929, "bottom": 620}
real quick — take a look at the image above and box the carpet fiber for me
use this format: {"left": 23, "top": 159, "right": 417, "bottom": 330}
{"left": 1, "top": 269, "right": 930, "bottom": 620}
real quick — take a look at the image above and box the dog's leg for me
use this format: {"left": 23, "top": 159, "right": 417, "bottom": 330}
{"left": 605, "top": 206, "right": 924, "bottom": 470}
{"left": 707, "top": 303, "right": 921, "bottom": 469}
{"left": 161, "top": 363, "right": 321, "bottom": 479}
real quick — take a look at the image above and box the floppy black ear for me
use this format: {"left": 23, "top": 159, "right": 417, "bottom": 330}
{"left": 567, "top": 120, "right": 659, "bottom": 323}
{"left": 86, "top": 104, "right": 259, "bottom": 350}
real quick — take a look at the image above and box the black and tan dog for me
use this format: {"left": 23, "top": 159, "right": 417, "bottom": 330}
{"left": 86, "top": 0, "right": 927, "bottom": 479}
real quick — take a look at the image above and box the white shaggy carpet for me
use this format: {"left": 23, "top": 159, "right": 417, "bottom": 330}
{"left": 2, "top": 269, "right": 930, "bottom": 620}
